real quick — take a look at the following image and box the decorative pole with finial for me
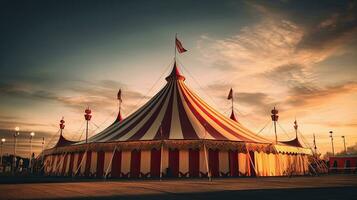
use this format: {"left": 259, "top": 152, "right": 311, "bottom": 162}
{"left": 271, "top": 107, "right": 279, "bottom": 143}
{"left": 294, "top": 119, "right": 298, "bottom": 139}
{"left": 59, "top": 117, "right": 65, "bottom": 135}
{"left": 117, "top": 89, "right": 123, "bottom": 122}
{"left": 84, "top": 107, "right": 92, "bottom": 144}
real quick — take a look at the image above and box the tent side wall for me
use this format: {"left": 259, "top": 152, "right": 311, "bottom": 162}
{"left": 43, "top": 148, "right": 310, "bottom": 177}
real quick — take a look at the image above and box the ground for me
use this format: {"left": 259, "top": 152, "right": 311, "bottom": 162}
{"left": 0, "top": 175, "right": 356, "bottom": 200}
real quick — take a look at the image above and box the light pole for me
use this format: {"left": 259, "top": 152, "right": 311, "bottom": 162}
{"left": 341, "top": 136, "right": 346, "bottom": 154}
{"left": 1, "top": 138, "right": 5, "bottom": 165}
{"left": 13, "top": 127, "right": 20, "bottom": 173}
{"left": 41, "top": 137, "right": 45, "bottom": 164}
{"left": 29, "top": 132, "right": 35, "bottom": 170}
{"left": 329, "top": 131, "right": 334, "bottom": 156}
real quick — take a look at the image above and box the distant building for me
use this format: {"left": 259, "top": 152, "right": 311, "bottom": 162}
{"left": 329, "top": 155, "right": 357, "bottom": 173}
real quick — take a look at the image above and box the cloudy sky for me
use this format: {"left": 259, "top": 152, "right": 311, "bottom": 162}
{"left": 0, "top": 0, "right": 356, "bottom": 157}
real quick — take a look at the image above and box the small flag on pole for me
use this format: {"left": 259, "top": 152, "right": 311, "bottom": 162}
{"left": 227, "top": 88, "right": 233, "bottom": 100}
{"left": 175, "top": 37, "right": 187, "bottom": 53}
{"left": 117, "top": 89, "right": 122, "bottom": 103}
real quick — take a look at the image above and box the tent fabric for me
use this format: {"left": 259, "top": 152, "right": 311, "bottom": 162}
{"left": 43, "top": 63, "right": 313, "bottom": 178}
{"left": 274, "top": 144, "right": 312, "bottom": 155}
{"left": 280, "top": 137, "right": 304, "bottom": 148}
{"left": 111, "top": 150, "right": 122, "bottom": 178}
{"left": 96, "top": 151, "right": 105, "bottom": 177}
{"left": 189, "top": 149, "right": 200, "bottom": 177}
{"left": 150, "top": 148, "right": 161, "bottom": 177}
{"left": 130, "top": 150, "right": 141, "bottom": 178}
{"left": 54, "top": 134, "right": 77, "bottom": 148}
{"left": 79, "top": 63, "right": 271, "bottom": 144}
{"left": 44, "top": 148, "right": 310, "bottom": 177}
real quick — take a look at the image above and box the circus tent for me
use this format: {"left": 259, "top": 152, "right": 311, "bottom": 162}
{"left": 42, "top": 62, "right": 312, "bottom": 178}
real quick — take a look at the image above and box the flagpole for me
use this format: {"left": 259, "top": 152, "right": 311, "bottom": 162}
{"left": 174, "top": 33, "right": 177, "bottom": 62}
{"left": 231, "top": 89, "right": 234, "bottom": 113}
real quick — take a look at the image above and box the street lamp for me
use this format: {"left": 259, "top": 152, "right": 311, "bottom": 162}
{"left": 341, "top": 136, "right": 346, "bottom": 154}
{"left": 29, "top": 132, "right": 35, "bottom": 170}
{"left": 329, "top": 131, "right": 334, "bottom": 156}
{"left": 1, "top": 138, "right": 5, "bottom": 165}
{"left": 13, "top": 127, "right": 20, "bottom": 172}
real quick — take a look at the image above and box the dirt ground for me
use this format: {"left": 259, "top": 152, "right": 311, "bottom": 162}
{"left": 0, "top": 175, "right": 356, "bottom": 200}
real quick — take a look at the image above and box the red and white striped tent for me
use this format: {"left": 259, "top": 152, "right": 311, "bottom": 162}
{"left": 43, "top": 62, "right": 312, "bottom": 178}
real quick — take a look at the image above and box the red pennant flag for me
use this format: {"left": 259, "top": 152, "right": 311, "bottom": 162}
{"left": 227, "top": 88, "right": 233, "bottom": 100}
{"left": 175, "top": 37, "right": 187, "bottom": 53}
{"left": 117, "top": 89, "right": 122, "bottom": 102}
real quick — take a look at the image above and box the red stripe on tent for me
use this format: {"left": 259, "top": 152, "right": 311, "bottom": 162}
{"left": 181, "top": 83, "right": 268, "bottom": 143}
{"left": 150, "top": 148, "right": 161, "bottom": 177}
{"left": 181, "top": 83, "right": 253, "bottom": 141}
{"left": 96, "top": 151, "right": 105, "bottom": 178}
{"left": 249, "top": 151, "right": 256, "bottom": 177}
{"left": 111, "top": 83, "right": 171, "bottom": 141}
{"left": 68, "top": 153, "right": 75, "bottom": 175}
{"left": 61, "top": 154, "right": 68, "bottom": 176}
{"left": 209, "top": 149, "right": 220, "bottom": 177}
{"left": 111, "top": 150, "right": 122, "bottom": 178}
{"left": 91, "top": 85, "right": 168, "bottom": 141}
{"left": 189, "top": 149, "right": 200, "bottom": 177}
{"left": 84, "top": 151, "right": 92, "bottom": 177}
{"left": 154, "top": 82, "right": 175, "bottom": 140}
{"left": 176, "top": 83, "right": 199, "bottom": 139}
{"left": 178, "top": 83, "right": 227, "bottom": 140}
{"left": 229, "top": 150, "right": 238, "bottom": 176}
{"left": 129, "top": 83, "right": 174, "bottom": 140}
{"left": 130, "top": 149, "right": 141, "bottom": 178}
{"left": 168, "top": 149, "right": 179, "bottom": 177}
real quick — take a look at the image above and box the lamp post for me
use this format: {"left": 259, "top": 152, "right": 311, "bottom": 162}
{"left": 329, "top": 131, "right": 334, "bottom": 156}
{"left": 341, "top": 136, "right": 346, "bottom": 154}
{"left": 29, "top": 132, "right": 35, "bottom": 170}
{"left": 13, "top": 127, "right": 20, "bottom": 173}
{"left": 1, "top": 138, "right": 5, "bottom": 165}
{"left": 41, "top": 137, "right": 45, "bottom": 163}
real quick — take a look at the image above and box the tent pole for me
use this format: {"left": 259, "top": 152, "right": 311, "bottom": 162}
{"left": 160, "top": 141, "right": 164, "bottom": 181}
{"left": 73, "top": 145, "right": 89, "bottom": 177}
{"left": 245, "top": 145, "right": 258, "bottom": 177}
{"left": 104, "top": 146, "right": 117, "bottom": 180}
{"left": 203, "top": 141, "right": 211, "bottom": 181}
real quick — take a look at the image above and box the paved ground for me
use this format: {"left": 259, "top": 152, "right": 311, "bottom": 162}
{"left": 0, "top": 175, "right": 356, "bottom": 200}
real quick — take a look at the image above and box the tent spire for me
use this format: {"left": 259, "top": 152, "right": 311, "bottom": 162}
{"left": 294, "top": 119, "right": 298, "bottom": 139}
{"left": 59, "top": 117, "right": 65, "bottom": 136}
{"left": 227, "top": 88, "right": 237, "bottom": 121}
{"left": 313, "top": 133, "right": 317, "bottom": 154}
{"left": 116, "top": 89, "right": 123, "bottom": 123}
{"left": 166, "top": 62, "right": 185, "bottom": 82}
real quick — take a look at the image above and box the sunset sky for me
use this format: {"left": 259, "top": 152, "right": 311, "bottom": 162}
{"left": 0, "top": 0, "right": 356, "bottom": 158}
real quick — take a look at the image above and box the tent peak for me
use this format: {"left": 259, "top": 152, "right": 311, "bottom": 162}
{"left": 166, "top": 62, "right": 185, "bottom": 82}
{"left": 230, "top": 110, "right": 237, "bottom": 122}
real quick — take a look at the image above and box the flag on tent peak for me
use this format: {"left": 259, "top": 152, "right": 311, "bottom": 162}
{"left": 175, "top": 37, "right": 187, "bottom": 53}
{"left": 117, "top": 89, "right": 122, "bottom": 102}
{"left": 227, "top": 88, "right": 233, "bottom": 100}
